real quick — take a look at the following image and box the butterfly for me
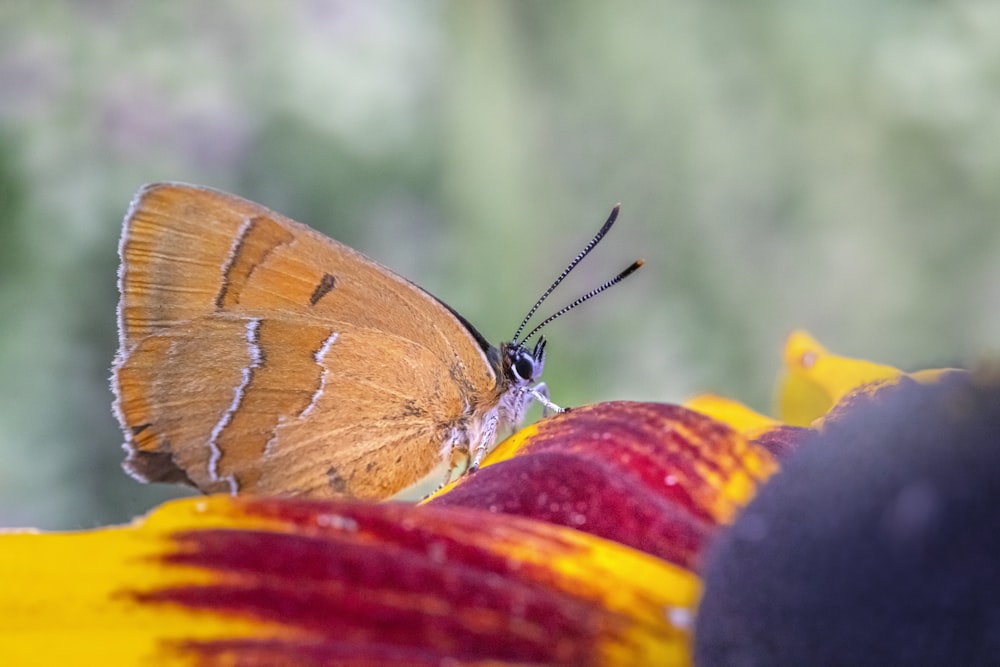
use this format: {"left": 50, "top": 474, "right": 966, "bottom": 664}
{"left": 112, "top": 183, "right": 640, "bottom": 499}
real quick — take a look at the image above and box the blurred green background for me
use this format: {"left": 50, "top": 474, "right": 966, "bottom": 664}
{"left": 1, "top": 1, "right": 998, "bottom": 529}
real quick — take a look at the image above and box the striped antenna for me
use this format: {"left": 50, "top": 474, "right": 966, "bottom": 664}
{"left": 519, "top": 259, "right": 644, "bottom": 343}
{"left": 512, "top": 204, "right": 622, "bottom": 344}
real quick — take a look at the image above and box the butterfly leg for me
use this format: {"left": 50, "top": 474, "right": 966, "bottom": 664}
{"left": 422, "top": 433, "right": 470, "bottom": 500}
{"left": 424, "top": 466, "right": 461, "bottom": 501}
{"left": 531, "top": 382, "right": 563, "bottom": 416}
{"left": 468, "top": 411, "right": 498, "bottom": 473}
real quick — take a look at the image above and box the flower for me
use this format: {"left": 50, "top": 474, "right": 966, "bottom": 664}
{"left": 2, "top": 332, "right": 989, "bottom": 666}
{"left": 693, "top": 334, "right": 999, "bottom": 667}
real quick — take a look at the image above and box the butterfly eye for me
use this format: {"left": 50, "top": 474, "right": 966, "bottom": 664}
{"left": 511, "top": 350, "right": 537, "bottom": 383}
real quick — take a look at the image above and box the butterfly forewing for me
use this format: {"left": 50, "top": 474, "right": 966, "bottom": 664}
{"left": 114, "top": 183, "right": 501, "bottom": 499}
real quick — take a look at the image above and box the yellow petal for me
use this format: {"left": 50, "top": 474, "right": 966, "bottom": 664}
{"left": 776, "top": 330, "right": 904, "bottom": 426}
{"left": 776, "top": 331, "right": 962, "bottom": 427}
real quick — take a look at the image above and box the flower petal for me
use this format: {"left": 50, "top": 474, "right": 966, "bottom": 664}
{"left": 428, "top": 401, "right": 777, "bottom": 570}
{"left": 776, "top": 330, "right": 960, "bottom": 426}
{"left": 683, "top": 394, "right": 781, "bottom": 440}
{"left": 0, "top": 497, "right": 300, "bottom": 666}
{"left": 684, "top": 395, "right": 813, "bottom": 460}
{"left": 776, "top": 330, "right": 904, "bottom": 426}
{"left": 1, "top": 495, "right": 698, "bottom": 666}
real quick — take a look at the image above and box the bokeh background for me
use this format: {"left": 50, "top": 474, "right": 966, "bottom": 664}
{"left": 2, "top": 1, "right": 998, "bottom": 529}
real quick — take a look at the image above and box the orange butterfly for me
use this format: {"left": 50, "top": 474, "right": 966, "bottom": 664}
{"left": 113, "top": 184, "right": 639, "bottom": 499}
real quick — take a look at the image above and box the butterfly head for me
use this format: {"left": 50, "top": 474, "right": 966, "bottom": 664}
{"left": 487, "top": 337, "right": 549, "bottom": 438}
{"left": 501, "top": 336, "right": 547, "bottom": 388}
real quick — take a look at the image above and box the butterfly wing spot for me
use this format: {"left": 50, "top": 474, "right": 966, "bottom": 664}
{"left": 131, "top": 423, "right": 152, "bottom": 436}
{"left": 309, "top": 272, "right": 337, "bottom": 306}
{"left": 216, "top": 215, "right": 295, "bottom": 310}
{"left": 400, "top": 399, "right": 429, "bottom": 419}
{"left": 327, "top": 466, "right": 348, "bottom": 494}
{"left": 124, "top": 449, "right": 194, "bottom": 485}
{"left": 215, "top": 217, "right": 254, "bottom": 309}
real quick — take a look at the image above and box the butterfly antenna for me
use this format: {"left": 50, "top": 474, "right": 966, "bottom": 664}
{"left": 512, "top": 204, "right": 622, "bottom": 344}
{"left": 520, "top": 258, "right": 644, "bottom": 343}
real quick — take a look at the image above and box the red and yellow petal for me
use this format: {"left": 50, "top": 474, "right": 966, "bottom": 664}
{"left": 683, "top": 395, "right": 813, "bottom": 460}
{"left": 1, "top": 495, "right": 699, "bottom": 666}
{"left": 1, "top": 497, "right": 300, "bottom": 666}
{"left": 428, "top": 401, "right": 777, "bottom": 570}
{"left": 683, "top": 394, "right": 781, "bottom": 441}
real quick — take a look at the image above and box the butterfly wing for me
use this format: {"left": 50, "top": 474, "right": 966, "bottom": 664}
{"left": 114, "top": 183, "right": 501, "bottom": 499}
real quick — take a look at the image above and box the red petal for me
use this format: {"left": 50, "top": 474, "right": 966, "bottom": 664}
{"left": 429, "top": 401, "right": 776, "bottom": 571}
